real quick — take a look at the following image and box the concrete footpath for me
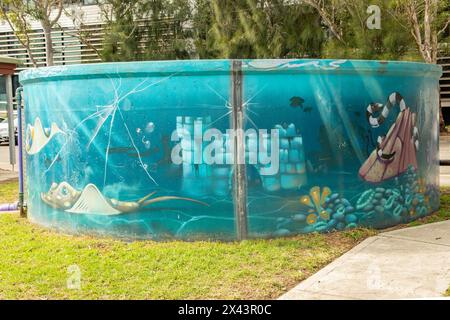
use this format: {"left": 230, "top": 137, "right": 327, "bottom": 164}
{"left": 0, "top": 145, "right": 18, "bottom": 182}
{"left": 0, "top": 145, "right": 18, "bottom": 173}
{"left": 280, "top": 220, "right": 450, "bottom": 299}
{"left": 0, "top": 168, "right": 17, "bottom": 183}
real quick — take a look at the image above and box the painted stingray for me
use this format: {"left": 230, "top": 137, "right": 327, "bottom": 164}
{"left": 26, "top": 117, "right": 64, "bottom": 155}
{"left": 359, "top": 92, "right": 419, "bottom": 183}
{"left": 41, "top": 182, "right": 208, "bottom": 215}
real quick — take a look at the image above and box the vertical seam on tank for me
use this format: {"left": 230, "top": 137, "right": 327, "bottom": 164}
{"left": 231, "top": 59, "right": 248, "bottom": 240}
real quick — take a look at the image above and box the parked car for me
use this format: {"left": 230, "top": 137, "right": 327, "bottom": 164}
{"left": 0, "top": 118, "right": 18, "bottom": 145}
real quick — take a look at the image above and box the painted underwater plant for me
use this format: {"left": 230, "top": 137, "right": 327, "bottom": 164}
{"left": 41, "top": 182, "right": 208, "bottom": 215}
{"left": 295, "top": 186, "right": 361, "bottom": 232}
{"left": 299, "top": 186, "right": 332, "bottom": 225}
{"left": 359, "top": 92, "right": 419, "bottom": 183}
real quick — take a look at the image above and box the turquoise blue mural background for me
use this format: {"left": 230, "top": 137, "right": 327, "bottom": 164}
{"left": 20, "top": 59, "right": 442, "bottom": 240}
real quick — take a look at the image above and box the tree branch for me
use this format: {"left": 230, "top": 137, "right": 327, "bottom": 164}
{"left": 50, "top": 0, "right": 64, "bottom": 27}
{"left": 437, "top": 17, "right": 450, "bottom": 37}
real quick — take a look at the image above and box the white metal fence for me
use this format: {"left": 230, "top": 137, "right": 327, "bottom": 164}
{"left": 439, "top": 56, "right": 450, "bottom": 109}
{"left": 0, "top": 25, "right": 103, "bottom": 71}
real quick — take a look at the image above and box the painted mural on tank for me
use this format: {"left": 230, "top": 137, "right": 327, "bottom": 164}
{"left": 19, "top": 59, "right": 442, "bottom": 240}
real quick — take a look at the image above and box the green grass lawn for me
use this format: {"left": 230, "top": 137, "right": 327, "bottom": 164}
{"left": 0, "top": 213, "right": 376, "bottom": 300}
{"left": 0, "top": 178, "right": 20, "bottom": 203}
{"left": 0, "top": 179, "right": 449, "bottom": 299}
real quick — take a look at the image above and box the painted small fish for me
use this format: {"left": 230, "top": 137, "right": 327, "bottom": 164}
{"left": 290, "top": 96, "right": 305, "bottom": 108}
{"left": 303, "top": 107, "right": 313, "bottom": 113}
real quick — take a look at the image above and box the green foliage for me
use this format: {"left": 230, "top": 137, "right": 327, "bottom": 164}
{"left": 100, "top": 0, "right": 144, "bottom": 62}
{"left": 101, "top": 0, "right": 325, "bottom": 60}
{"left": 390, "top": 0, "right": 450, "bottom": 62}
{"left": 322, "top": 0, "right": 420, "bottom": 61}
{"left": 99, "top": 0, "right": 448, "bottom": 62}
{"left": 238, "top": 0, "right": 324, "bottom": 58}
{"left": 141, "top": 0, "right": 193, "bottom": 60}
{"left": 191, "top": 0, "right": 215, "bottom": 59}
{"left": 432, "top": 1, "right": 450, "bottom": 56}
{"left": 100, "top": 0, "right": 192, "bottom": 62}
{"left": 197, "top": 0, "right": 324, "bottom": 59}
{"left": 0, "top": 0, "right": 431, "bottom": 63}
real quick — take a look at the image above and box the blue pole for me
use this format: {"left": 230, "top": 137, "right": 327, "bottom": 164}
{"left": 16, "top": 87, "right": 25, "bottom": 217}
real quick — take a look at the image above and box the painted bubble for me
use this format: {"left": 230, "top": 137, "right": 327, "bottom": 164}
{"left": 122, "top": 99, "right": 132, "bottom": 111}
{"left": 143, "top": 139, "right": 151, "bottom": 149}
{"left": 145, "top": 122, "right": 155, "bottom": 133}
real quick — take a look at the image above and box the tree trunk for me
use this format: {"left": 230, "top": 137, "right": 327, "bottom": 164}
{"left": 43, "top": 23, "right": 54, "bottom": 67}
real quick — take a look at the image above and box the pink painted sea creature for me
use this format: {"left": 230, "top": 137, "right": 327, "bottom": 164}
{"left": 359, "top": 92, "right": 419, "bottom": 183}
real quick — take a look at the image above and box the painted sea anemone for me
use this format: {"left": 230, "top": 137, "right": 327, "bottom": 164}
{"left": 356, "top": 189, "right": 375, "bottom": 211}
{"left": 299, "top": 186, "right": 332, "bottom": 225}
